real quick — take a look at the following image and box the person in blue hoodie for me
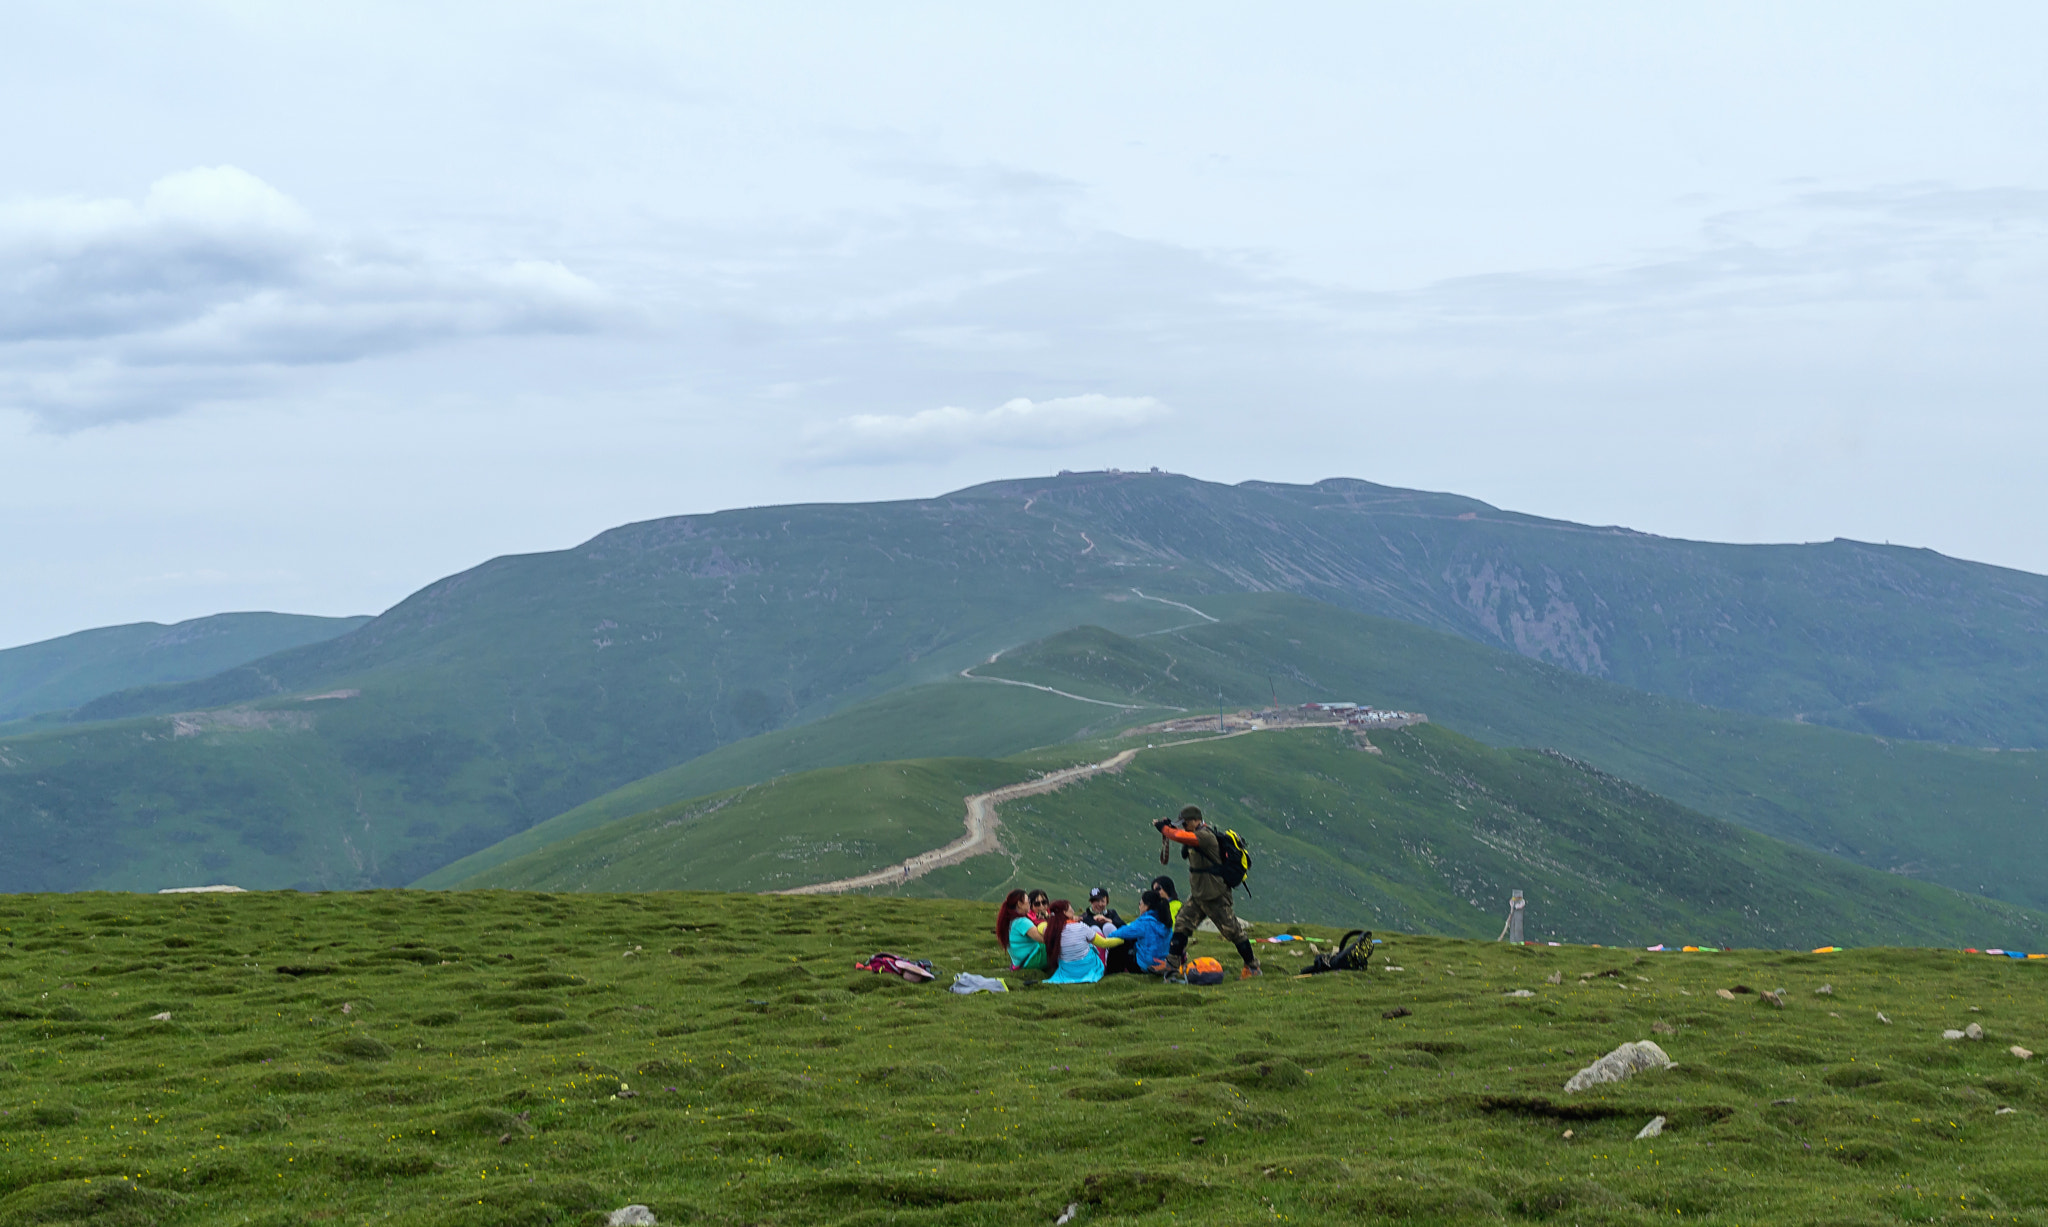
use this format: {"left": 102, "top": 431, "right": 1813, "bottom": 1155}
{"left": 1102, "top": 889, "right": 1174, "bottom": 975}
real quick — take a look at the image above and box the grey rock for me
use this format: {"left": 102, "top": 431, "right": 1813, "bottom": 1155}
{"left": 1943, "top": 1029, "right": 1968, "bottom": 1040}
{"left": 1814, "top": 984, "right": 1833, "bottom": 995}
{"left": 609, "top": 1207, "right": 657, "bottom": 1227}
{"left": 1504, "top": 989, "right": 1535, "bottom": 997}
{"left": 1564, "top": 1041, "right": 1673, "bottom": 1093}
{"left": 1635, "top": 1115, "right": 1667, "bottom": 1140}
{"left": 1966, "top": 1022, "right": 1985, "bottom": 1041}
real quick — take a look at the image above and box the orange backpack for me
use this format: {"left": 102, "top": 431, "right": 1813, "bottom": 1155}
{"left": 1180, "top": 957, "right": 1226, "bottom": 986}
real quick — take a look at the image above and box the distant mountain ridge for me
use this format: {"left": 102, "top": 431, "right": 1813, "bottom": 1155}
{"left": 70, "top": 472, "right": 2048, "bottom": 746}
{"left": 9, "top": 470, "right": 2048, "bottom": 895}
{"left": 0, "top": 612, "right": 371, "bottom": 724}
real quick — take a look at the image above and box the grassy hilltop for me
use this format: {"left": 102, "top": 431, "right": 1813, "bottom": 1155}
{"left": 4, "top": 890, "right": 2048, "bottom": 1226}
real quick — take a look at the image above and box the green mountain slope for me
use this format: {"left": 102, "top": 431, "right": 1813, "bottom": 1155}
{"left": 417, "top": 678, "right": 1169, "bottom": 888}
{"left": 14, "top": 470, "right": 2048, "bottom": 894}
{"left": 459, "top": 722, "right": 2046, "bottom": 951}
{"left": 442, "top": 593, "right": 2048, "bottom": 913}
{"left": 0, "top": 612, "right": 369, "bottom": 724}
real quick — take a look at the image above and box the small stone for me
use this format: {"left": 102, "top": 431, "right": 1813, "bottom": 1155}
{"left": 340, "top": 1003, "right": 353, "bottom": 1015}
{"left": 1760, "top": 989, "right": 1786, "bottom": 1008}
{"left": 1943, "top": 1029, "right": 1968, "bottom": 1041}
{"left": 608, "top": 1207, "right": 657, "bottom": 1227}
{"left": 1877, "top": 1012, "right": 1892, "bottom": 1024}
{"left": 1716, "top": 989, "right": 1737, "bottom": 1000}
{"left": 1562, "top": 1128, "right": 1574, "bottom": 1138}
{"left": 1814, "top": 984, "right": 1833, "bottom": 994}
{"left": 1966, "top": 1023, "right": 1985, "bottom": 1041}
{"left": 149, "top": 1012, "right": 172, "bottom": 1022}
{"left": 1055, "top": 1203, "right": 1081, "bottom": 1226}
{"left": 2011, "top": 1046, "right": 2034, "bottom": 1060}
{"left": 1771, "top": 1097, "right": 1797, "bottom": 1106}
{"left": 1545, "top": 971, "right": 1562, "bottom": 985}
{"left": 1651, "top": 1020, "right": 1676, "bottom": 1035}
{"left": 1564, "top": 1041, "right": 1673, "bottom": 1093}
{"left": 1504, "top": 989, "right": 1535, "bottom": 998}
{"left": 1997, "top": 1106, "right": 2017, "bottom": 1115}
{"left": 497, "top": 1133, "right": 512, "bottom": 1145}
{"left": 1191, "top": 1136, "right": 1206, "bottom": 1145}
{"left": 1635, "top": 1115, "right": 1666, "bottom": 1140}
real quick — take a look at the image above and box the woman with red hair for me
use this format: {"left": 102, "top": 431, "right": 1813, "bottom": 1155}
{"left": 996, "top": 889, "right": 1047, "bottom": 971}
{"left": 1041, "top": 899, "right": 1123, "bottom": 985}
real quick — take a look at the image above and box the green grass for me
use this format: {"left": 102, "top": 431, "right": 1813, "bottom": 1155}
{"left": 5, "top": 889, "right": 2048, "bottom": 1225}
{"left": 459, "top": 723, "right": 2048, "bottom": 952}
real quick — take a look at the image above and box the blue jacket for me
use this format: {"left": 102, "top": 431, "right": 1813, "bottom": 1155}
{"left": 1105, "top": 912, "right": 1172, "bottom": 973}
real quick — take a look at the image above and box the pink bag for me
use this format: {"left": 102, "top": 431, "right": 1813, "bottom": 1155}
{"left": 854, "top": 953, "right": 936, "bottom": 983}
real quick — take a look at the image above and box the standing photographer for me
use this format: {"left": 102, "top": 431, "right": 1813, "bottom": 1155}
{"left": 1152, "top": 805, "right": 1261, "bottom": 979}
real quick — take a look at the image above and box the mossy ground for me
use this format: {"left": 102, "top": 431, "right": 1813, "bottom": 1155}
{"left": 3, "top": 890, "right": 2046, "bottom": 1225}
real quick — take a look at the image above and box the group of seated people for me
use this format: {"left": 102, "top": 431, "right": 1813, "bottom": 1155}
{"left": 995, "top": 878, "right": 1183, "bottom": 984}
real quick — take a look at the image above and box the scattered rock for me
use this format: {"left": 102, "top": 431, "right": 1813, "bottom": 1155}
{"left": 1815, "top": 984, "right": 1834, "bottom": 995}
{"left": 1944, "top": 1030, "right": 1967, "bottom": 1041}
{"left": 1055, "top": 1203, "right": 1080, "bottom": 1225}
{"left": 1651, "top": 1021, "right": 1676, "bottom": 1036}
{"left": 340, "top": 1003, "right": 353, "bottom": 1015}
{"left": 2011, "top": 1046, "right": 2034, "bottom": 1060}
{"left": 1760, "top": 989, "right": 1786, "bottom": 1008}
{"left": 148, "top": 1012, "right": 172, "bottom": 1022}
{"left": 1561, "top": 1129, "right": 1574, "bottom": 1139}
{"left": 1382, "top": 1007, "right": 1412, "bottom": 1020}
{"left": 1635, "top": 1115, "right": 1666, "bottom": 1140}
{"left": 1191, "top": 1136, "right": 1206, "bottom": 1145}
{"left": 1503, "top": 989, "right": 1535, "bottom": 998}
{"left": 608, "top": 1207, "right": 657, "bottom": 1226}
{"left": 1997, "top": 1107, "right": 2017, "bottom": 1115}
{"left": 1771, "top": 1097, "right": 1797, "bottom": 1106}
{"left": 1545, "top": 972, "right": 1562, "bottom": 985}
{"left": 1966, "top": 1022, "right": 1985, "bottom": 1040}
{"left": 1564, "top": 1041, "right": 1673, "bottom": 1094}
{"left": 1877, "top": 1012, "right": 1892, "bottom": 1025}
{"left": 1716, "top": 989, "right": 1737, "bottom": 1001}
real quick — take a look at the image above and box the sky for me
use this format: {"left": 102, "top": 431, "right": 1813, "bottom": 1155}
{"left": 3, "top": 2, "right": 2046, "bottom": 647}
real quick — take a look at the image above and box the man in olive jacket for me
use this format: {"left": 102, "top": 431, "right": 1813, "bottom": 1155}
{"left": 1152, "top": 805, "right": 1261, "bottom": 978}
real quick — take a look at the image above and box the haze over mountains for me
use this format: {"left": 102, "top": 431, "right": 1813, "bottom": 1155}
{"left": 4, "top": 471, "right": 2046, "bottom": 946}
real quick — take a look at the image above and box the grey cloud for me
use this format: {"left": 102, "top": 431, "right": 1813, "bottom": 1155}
{"left": 0, "top": 167, "right": 611, "bottom": 428}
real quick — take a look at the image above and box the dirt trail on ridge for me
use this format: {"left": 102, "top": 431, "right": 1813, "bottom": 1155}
{"left": 775, "top": 749, "right": 1140, "bottom": 895}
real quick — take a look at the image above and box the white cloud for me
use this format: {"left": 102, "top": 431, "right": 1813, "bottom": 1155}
{"left": 0, "top": 167, "right": 611, "bottom": 428}
{"left": 801, "top": 393, "right": 1168, "bottom": 464}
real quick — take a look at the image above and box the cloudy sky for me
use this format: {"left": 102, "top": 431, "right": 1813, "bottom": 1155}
{"left": 3, "top": 2, "right": 2045, "bottom": 647}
